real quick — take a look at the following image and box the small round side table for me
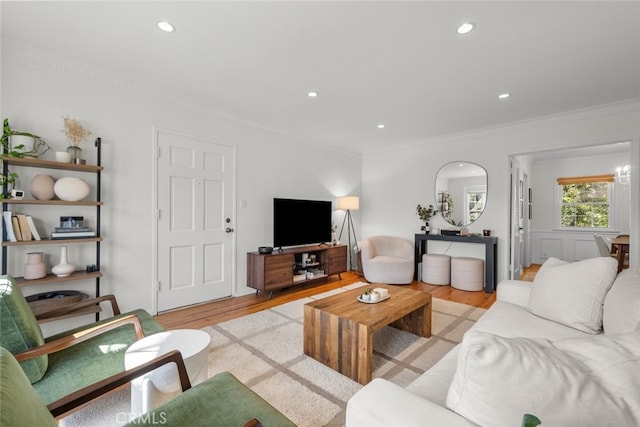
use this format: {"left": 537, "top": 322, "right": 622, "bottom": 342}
{"left": 124, "top": 329, "right": 211, "bottom": 416}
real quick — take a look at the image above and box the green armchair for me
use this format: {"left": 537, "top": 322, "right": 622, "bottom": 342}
{"left": 0, "top": 275, "right": 164, "bottom": 407}
{"left": 0, "top": 347, "right": 296, "bottom": 426}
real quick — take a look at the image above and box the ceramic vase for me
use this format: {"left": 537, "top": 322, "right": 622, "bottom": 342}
{"left": 52, "top": 246, "right": 75, "bottom": 277}
{"left": 24, "top": 252, "right": 46, "bottom": 280}
{"left": 53, "top": 177, "right": 90, "bottom": 201}
{"left": 30, "top": 174, "right": 56, "bottom": 200}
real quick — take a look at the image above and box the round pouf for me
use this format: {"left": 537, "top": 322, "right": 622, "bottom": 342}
{"left": 422, "top": 253, "right": 451, "bottom": 285}
{"left": 451, "top": 257, "right": 484, "bottom": 291}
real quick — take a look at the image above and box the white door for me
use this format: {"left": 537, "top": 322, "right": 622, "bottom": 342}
{"left": 155, "top": 130, "right": 234, "bottom": 312}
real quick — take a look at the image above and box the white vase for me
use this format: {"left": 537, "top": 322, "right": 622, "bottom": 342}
{"left": 54, "top": 177, "right": 90, "bottom": 201}
{"left": 24, "top": 252, "right": 47, "bottom": 280}
{"left": 52, "top": 246, "right": 75, "bottom": 277}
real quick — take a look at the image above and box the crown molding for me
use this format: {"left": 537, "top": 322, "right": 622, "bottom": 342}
{"left": 4, "top": 41, "right": 635, "bottom": 158}
{"left": 369, "top": 99, "right": 640, "bottom": 155}
{"left": 2, "top": 41, "right": 363, "bottom": 158}
{"left": 3, "top": 41, "right": 165, "bottom": 97}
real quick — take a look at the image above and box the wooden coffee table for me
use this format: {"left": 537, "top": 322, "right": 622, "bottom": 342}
{"left": 303, "top": 284, "right": 432, "bottom": 385}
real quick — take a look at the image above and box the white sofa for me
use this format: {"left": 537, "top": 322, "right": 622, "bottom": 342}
{"left": 347, "top": 257, "right": 640, "bottom": 426}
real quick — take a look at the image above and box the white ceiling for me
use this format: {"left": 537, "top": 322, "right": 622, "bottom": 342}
{"left": 2, "top": 1, "right": 639, "bottom": 155}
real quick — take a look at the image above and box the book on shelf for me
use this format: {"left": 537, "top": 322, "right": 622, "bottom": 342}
{"left": 53, "top": 227, "right": 93, "bottom": 233}
{"left": 26, "top": 215, "right": 42, "bottom": 240}
{"left": 51, "top": 230, "right": 96, "bottom": 239}
{"left": 2, "top": 211, "right": 17, "bottom": 242}
{"left": 11, "top": 216, "right": 23, "bottom": 241}
{"left": 16, "top": 214, "right": 32, "bottom": 241}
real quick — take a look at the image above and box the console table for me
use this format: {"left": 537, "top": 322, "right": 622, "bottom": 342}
{"left": 414, "top": 234, "right": 498, "bottom": 293}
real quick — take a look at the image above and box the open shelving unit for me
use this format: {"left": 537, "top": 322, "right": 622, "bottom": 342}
{"left": 1, "top": 138, "right": 103, "bottom": 320}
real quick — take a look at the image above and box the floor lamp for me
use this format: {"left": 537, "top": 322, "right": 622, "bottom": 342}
{"left": 337, "top": 196, "right": 360, "bottom": 271}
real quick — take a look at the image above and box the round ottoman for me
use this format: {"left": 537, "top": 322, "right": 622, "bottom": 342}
{"left": 421, "top": 253, "right": 451, "bottom": 285}
{"left": 451, "top": 257, "right": 484, "bottom": 291}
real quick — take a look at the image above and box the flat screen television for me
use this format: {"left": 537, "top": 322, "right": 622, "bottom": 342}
{"left": 273, "top": 198, "right": 332, "bottom": 248}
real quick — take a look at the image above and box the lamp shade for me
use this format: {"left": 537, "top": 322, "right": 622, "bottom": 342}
{"left": 337, "top": 196, "right": 359, "bottom": 211}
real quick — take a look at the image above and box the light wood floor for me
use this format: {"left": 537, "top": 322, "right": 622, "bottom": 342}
{"left": 154, "top": 267, "right": 540, "bottom": 330}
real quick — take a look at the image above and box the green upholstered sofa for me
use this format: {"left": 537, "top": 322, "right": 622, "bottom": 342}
{"left": 0, "top": 275, "right": 164, "bottom": 406}
{"left": 0, "top": 347, "right": 296, "bottom": 427}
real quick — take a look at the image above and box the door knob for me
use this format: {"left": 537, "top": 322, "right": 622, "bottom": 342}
{"left": 226, "top": 227, "right": 234, "bottom": 233}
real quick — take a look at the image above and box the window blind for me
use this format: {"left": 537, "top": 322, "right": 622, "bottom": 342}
{"left": 556, "top": 174, "right": 614, "bottom": 185}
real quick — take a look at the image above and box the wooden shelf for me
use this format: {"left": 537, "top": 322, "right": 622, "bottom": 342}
{"left": 38, "top": 305, "right": 102, "bottom": 323}
{"left": 2, "top": 199, "right": 103, "bottom": 206}
{"left": 16, "top": 271, "right": 103, "bottom": 287}
{"left": 2, "top": 237, "right": 102, "bottom": 247}
{"left": 2, "top": 138, "right": 103, "bottom": 323}
{"left": 1, "top": 156, "right": 103, "bottom": 172}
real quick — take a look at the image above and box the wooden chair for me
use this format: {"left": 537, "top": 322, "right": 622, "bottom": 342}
{"left": 0, "top": 346, "right": 294, "bottom": 426}
{"left": 594, "top": 234, "right": 629, "bottom": 271}
{"left": 594, "top": 234, "right": 612, "bottom": 257}
{"left": 0, "top": 275, "right": 164, "bottom": 408}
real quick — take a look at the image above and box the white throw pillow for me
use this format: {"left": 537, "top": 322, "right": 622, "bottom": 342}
{"left": 446, "top": 330, "right": 640, "bottom": 426}
{"left": 527, "top": 256, "right": 618, "bottom": 333}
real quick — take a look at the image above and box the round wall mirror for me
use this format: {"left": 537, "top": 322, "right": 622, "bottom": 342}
{"left": 435, "top": 161, "right": 488, "bottom": 226}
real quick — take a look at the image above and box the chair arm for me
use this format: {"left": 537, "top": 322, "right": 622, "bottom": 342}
{"left": 35, "top": 294, "right": 121, "bottom": 320}
{"left": 360, "top": 238, "right": 375, "bottom": 262}
{"left": 14, "top": 314, "right": 145, "bottom": 362}
{"left": 48, "top": 350, "right": 191, "bottom": 418}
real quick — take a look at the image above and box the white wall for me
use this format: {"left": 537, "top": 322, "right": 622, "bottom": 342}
{"left": 1, "top": 50, "right": 362, "bottom": 333}
{"left": 362, "top": 103, "right": 640, "bottom": 282}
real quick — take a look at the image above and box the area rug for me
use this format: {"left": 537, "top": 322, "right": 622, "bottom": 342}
{"left": 61, "top": 282, "right": 486, "bottom": 427}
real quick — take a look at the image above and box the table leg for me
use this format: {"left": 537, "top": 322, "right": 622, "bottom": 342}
{"left": 355, "top": 325, "right": 373, "bottom": 385}
{"left": 616, "top": 246, "right": 626, "bottom": 273}
{"left": 390, "top": 300, "right": 432, "bottom": 338}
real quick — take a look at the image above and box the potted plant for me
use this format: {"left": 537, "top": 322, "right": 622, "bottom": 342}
{"left": 61, "top": 116, "right": 91, "bottom": 163}
{"left": 416, "top": 204, "right": 438, "bottom": 232}
{"left": 1, "top": 118, "right": 50, "bottom": 158}
{"left": 1, "top": 119, "right": 51, "bottom": 201}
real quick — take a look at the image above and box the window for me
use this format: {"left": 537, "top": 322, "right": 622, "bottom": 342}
{"left": 557, "top": 174, "right": 613, "bottom": 229}
{"left": 465, "top": 185, "right": 486, "bottom": 225}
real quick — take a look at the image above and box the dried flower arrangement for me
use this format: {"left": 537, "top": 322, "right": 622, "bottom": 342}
{"left": 62, "top": 116, "right": 91, "bottom": 147}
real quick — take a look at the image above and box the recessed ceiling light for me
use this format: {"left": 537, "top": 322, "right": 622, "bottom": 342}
{"left": 457, "top": 22, "right": 475, "bottom": 35}
{"left": 307, "top": 91, "right": 318, "bottom": 98}
{"left": 498, "top": 93, "right": 511, "bottom": 99}
{"left": 377, "top": 124, "right": 385, "bottom": 129}
{"left": 157, "top": 21, "right": 175, "bottom": 33}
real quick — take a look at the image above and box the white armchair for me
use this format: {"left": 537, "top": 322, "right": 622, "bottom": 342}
{"left": 360, "top": 236, "right": 414, "bottom": 284}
